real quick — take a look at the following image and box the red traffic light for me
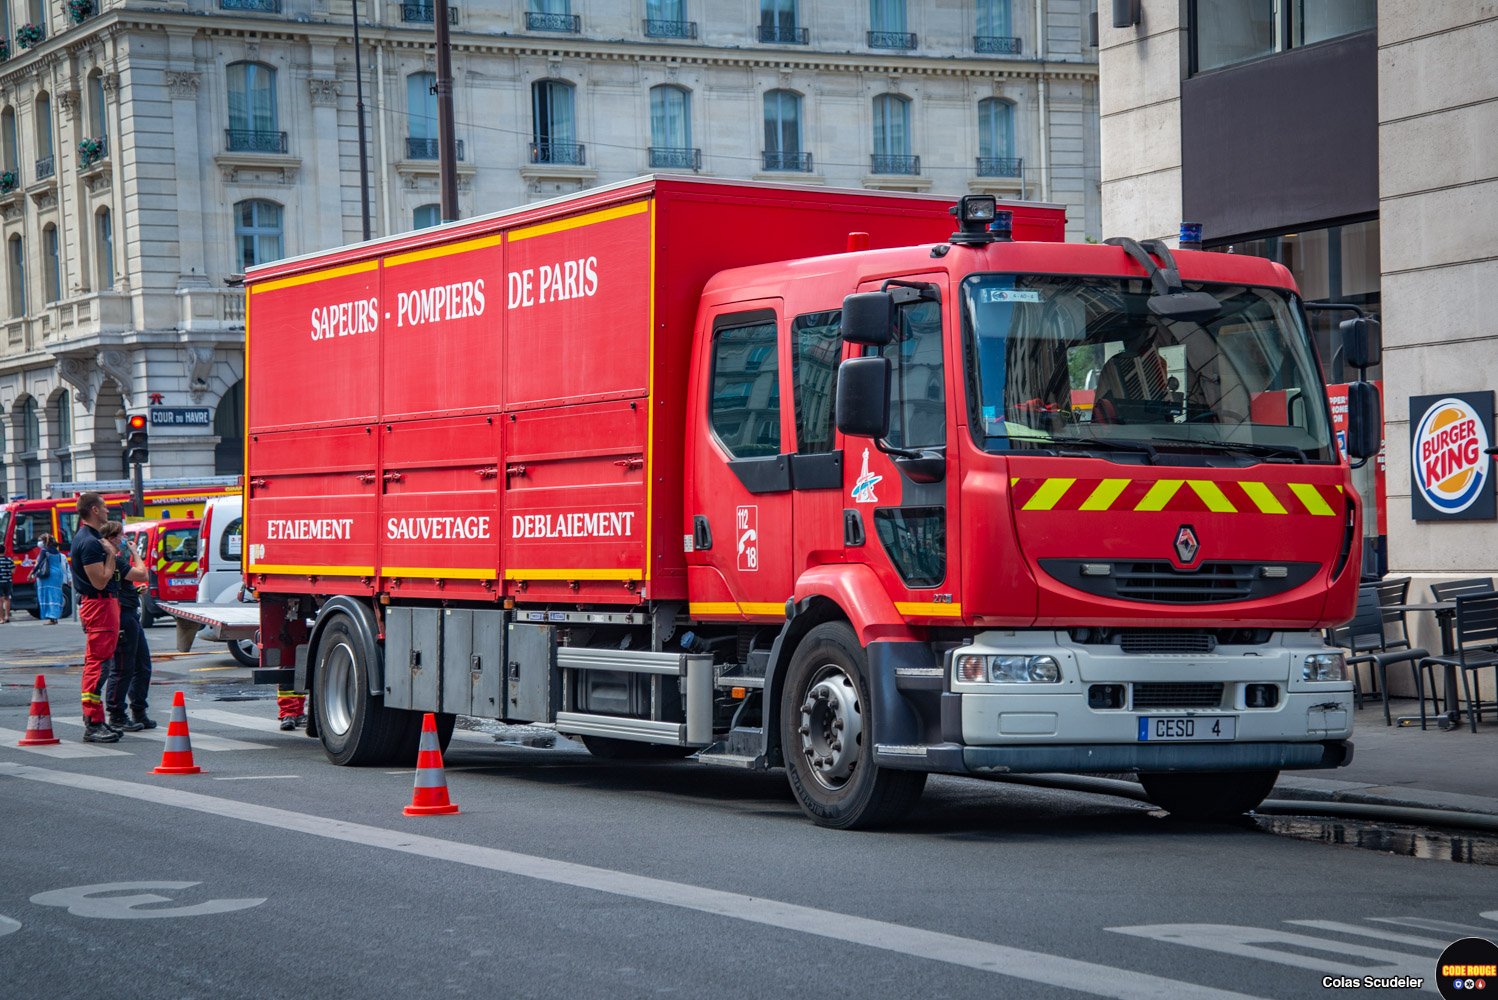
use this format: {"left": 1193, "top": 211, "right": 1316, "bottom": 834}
{"left": 127, "top": 414, "right": 148, "bottom": 431}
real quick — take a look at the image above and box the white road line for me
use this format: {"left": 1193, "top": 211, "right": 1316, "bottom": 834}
{"left": 0, "top": 727, "right": 130, "bottom": 758}
{"left": 1284, "top": 920, "right": 1448, "bottom": 949}
{"left": 53, "top": 718, "right": 270, "bottom": 752}
{"left": 1370, "top": 917, "right": 1498, "bottom": 938}
{"left": 0, "top": 761, "right": 1266, "bottom": 1000}
{"left": 213, "top": 775, "right": 299, "bottom": 781}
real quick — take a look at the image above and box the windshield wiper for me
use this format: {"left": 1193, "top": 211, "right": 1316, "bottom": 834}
{"left": 1158, "top": 439, "right": 1308, "bottom": 462}
{"left": 1051, "top": 437, "right": 1159, "bottom": 464}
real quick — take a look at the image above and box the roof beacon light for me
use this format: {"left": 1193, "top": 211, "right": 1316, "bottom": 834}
{"left": 949, "top": 195, "right": 1009, "bottom": 246}
{"left": 1179, "top": 222, "right": 1203, "bottom": 251}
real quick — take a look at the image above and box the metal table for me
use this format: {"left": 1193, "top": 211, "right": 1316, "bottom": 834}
{"left": 1388, "top": 601, "right": 1458, "bottom": 729}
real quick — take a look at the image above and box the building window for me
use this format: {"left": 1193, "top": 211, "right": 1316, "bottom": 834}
{"left": 531, "top": 79, "right": 582, "bottom": 164}
{"left": 19, "top": 396, "right": 40, "bottom": 498}
{"left": 977, "top": 98, "right": 1020, "bottom": 177}
{"left": 226, "top": 62, "right": 285, "bottom": 153}
{"left": 976, "top": 0, "right": 1020, "bottom": 53}
{"left": 644, "top": 0, "right": 695, "bottom": 38}
{"left": 53, "top": 391, "right": 71, "bottom": 484}
{"left": 87, "top": 70, "right": 107, "bottom": 141}
{"left": 1, "top": 107, "right": 17, "bottom": 176}
{"left": 34, "top": 92, "right": 53, "bottom": 180}
{"left": 762, "top": 89, "right": 808, "bottom": 171}
{"left": 96, "top": 209, "right": 114, "bottom": 290}
{"left": 759, "top": 0, "right": 806, "bottom": 44}
{"left": 648, "top": 85, "right": 697, "bottom": 169}
{"left": 1191, "top": 0, "right": 1375, "bottom": 74}
{"left": 405, "top": 71, "right": 439, "bottom": 159}
{"left": 872, "top": 94, "right": 917, "bottom": 174}
{"left": 869, "top": 0, "right": 914, "bottom": 49}
{"left": 233, "top": 199, "right": 284, "bottom": 270}
{"left": 214, "top": 379, "right": 245, "bottom": 475}
{"left": 413, "top": 204, "right": 441, "bottom": 230}
{"left": 526, "top": 0, "right": 579, "bottom": 33}
{"left": 8, "top": 235, "right": 24, "bottom": 318}
{"left": 42, "top": 225, "right": 59, "bottom": 303}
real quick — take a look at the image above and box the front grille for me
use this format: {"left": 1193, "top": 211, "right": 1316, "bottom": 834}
{"left": 1115, "top": 562, "right": 1255, "bottom": 603}
{"left": 1133, "top": 682, "right": 1224, "bottom": 710}
{"left": 1119, "top": 630, "right": 1217, "bottom": 655}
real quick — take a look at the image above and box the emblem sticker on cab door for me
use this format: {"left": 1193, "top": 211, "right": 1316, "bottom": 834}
{"left": 736, "top": 506, "right": 758, "bottom": 572}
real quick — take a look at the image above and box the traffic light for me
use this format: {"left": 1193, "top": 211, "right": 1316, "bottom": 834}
{"left": 125, "top": 413, "right": 149, "bottom": 465}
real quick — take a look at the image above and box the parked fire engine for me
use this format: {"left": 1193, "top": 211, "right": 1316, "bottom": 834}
{"left": 222, "top": 177, "right": 1379, "bottom": 828}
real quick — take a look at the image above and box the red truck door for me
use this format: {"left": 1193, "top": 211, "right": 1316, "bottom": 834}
{"left": 787, "top": 309, "right": 849, "bottom": 578}
{"left": 688, "top": 301, "right": 794, "bottom": 618}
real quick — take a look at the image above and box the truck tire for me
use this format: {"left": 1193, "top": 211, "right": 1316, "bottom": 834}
{"left": 312, "top": 612, "right": 412, "bottom": 766}
{"left": 1138, "top": 769, "right": 1279, "bottom": 821}
{"left": 227, "top": 639, "right": 258, "bottom": 669}
{"left": 580, "top": 736, "right": 696, "bottom": 760}
{"left": 393, "top": 711, "right": 456, "bottom": 763}
{"left": 779, "top": 621, "right": 926, "bottom": 829}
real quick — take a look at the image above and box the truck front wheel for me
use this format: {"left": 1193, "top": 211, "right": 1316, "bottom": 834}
{"left": 313, "top": 612, "right": 413, "bottom": 766}
{"left": 780, "top": 622, "right": 926, "bottom": 829}
{"left": 1138, "top": 769, "right": 1279, "bottom": 821}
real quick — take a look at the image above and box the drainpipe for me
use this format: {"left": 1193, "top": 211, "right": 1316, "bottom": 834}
{"left": 375, "top": 45, "right": 392, "bottom": 238}
{"left": 1035, "top": 0, "right": 1051, "bottom": 202}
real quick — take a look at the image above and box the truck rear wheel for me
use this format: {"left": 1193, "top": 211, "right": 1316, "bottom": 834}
{"left": 1138, "top": 769, "right": 1279, "bottom": 821}
{"left": 227, "top": 639, "right": 258, "bottom": 669}
{"left": 313, "top": 612, "right": 412, "bottom": 766}
{"left": 780, "top": 621, "right": 926, "bottom": 829}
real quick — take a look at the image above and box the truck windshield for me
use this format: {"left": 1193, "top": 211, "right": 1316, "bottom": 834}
{"left": 961, "top": 274, "right": 1335, "bottom": 463}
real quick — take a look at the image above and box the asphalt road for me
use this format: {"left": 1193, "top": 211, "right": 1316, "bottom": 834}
{"left": 2, "top": 618, "right": 1495, "bottom": 1000}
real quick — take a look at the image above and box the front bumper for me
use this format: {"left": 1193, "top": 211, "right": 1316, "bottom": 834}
{"left": 875, "top": 738, "right": 1352, "bottom": 774}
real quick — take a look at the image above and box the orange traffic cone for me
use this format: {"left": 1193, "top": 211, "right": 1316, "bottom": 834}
{"left": 404, "top": 712, "right": 458, "bottom": 816}
{"left": 18, "top": 674, "right": 61, "bottom": 746}
{"left": 152, "top": 691, "right": 201, "bottom": 775}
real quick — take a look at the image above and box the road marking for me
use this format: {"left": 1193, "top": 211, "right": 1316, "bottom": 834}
{"left": 0, "top": 727, "right": 129, "bottom": 758}
{"left": 53, "top": 718, "right": 270, "bottom": 752}
{"left": 213, "top": 775, "right": 299, "bottom": 781}
{"left": 1285, "top": 920, "right": 1448, "bottom": 949}
{"left": 1109, "top": 924, "right": 1435, "bottom": 990}
{"left": 0, "top": 915, "right": 19, "bottom": 938}
{"left": 30, "top": 882, "right": 265, "bottom": 920}
{"left": 189, "top": 706, "right": 494, "bottom": 744}
{"left": 0, "top": 761, "right": 1266, "bottom": 1000}
{"left": 1370, "top": 917, "right": 1498, "bottom": 938}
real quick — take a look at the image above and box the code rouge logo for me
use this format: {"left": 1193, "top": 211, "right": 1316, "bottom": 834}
{"left": 1412, "top": 397, "right": 1491, "bottom": 515}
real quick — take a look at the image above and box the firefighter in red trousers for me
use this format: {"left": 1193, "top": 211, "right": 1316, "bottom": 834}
{"left": 278, "top": 690, "right": 306, "bottom": 731}
{"left": 70, "top": 493, "right": 122, "bottom": 743}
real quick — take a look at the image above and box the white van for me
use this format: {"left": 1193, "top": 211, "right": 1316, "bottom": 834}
{"left": 194, "top": 495, "right": 258, "bottom": 667}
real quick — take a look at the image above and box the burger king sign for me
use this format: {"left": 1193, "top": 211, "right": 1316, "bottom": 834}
{"left": 1409, "top": 391, "right": 1495, "bottom": 520}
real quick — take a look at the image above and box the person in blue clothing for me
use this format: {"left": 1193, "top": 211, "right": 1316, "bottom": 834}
{"left": 34, "top": 534, "right": 66, "bottom": 624}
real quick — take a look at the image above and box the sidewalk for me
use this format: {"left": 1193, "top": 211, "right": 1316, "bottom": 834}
{"left": 1270, "top": 701, "right": 1498, "bottom": 818}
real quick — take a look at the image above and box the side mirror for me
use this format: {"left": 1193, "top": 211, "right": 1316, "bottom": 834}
{"left": 835, "top": 356, "right": 891, "bottom": 439}
{"left": 1340, "top": 317, "right": 1381, "bottom": 371}
{"left": 1345, "top": 380, "right": 1381, "bottom": 460}
{"left": 841, "top": 292, "right": 896, "bottom": 347}
{"left": 1147, "top": 291, "right": 1222, "bottom": 323}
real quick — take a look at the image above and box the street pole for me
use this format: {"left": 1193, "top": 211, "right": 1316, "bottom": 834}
{"left": 131, "top": 459, "right": 144, "bottom": 520}
{"left": 433, "top": 0, "right": 459, "bottom": 223}
{"left": 352, "top": 0, "right": 373, "bottom": 241}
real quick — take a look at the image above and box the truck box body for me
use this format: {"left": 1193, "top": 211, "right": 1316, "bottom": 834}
{"left": 245, "top": 177, "right": 1061, "bottom": 604}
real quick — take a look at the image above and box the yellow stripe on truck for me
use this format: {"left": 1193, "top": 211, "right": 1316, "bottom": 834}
{"left": 1239, "top": 480, "right": 1288, "bottom": 514}
{"left": 1188, "top": 480, "right": 1238, "bottom": 513}
{"left": 1134, "top": 479, "right": 1183, "bottom": 511}
{"left": 1289, "top": 483, "right": 1336, "bottom": 516}
{"left": 1023, "top": 477, "right": 1074, "bottom": 511}
{"left": 1079, "top": 478, "right": 1130, "bottom": 511}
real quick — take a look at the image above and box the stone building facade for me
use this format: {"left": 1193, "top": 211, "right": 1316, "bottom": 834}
{"left": 0, "top": 0, "right": 1099, "bottom": 495}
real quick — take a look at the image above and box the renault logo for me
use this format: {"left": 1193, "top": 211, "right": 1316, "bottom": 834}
{"left": 1174, "top": 524, "right": 1200, "bottom": 565}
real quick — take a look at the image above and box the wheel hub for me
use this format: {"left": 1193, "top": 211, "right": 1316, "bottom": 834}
{"left": 322, "top": 640, "right": 357, "bottom": 737}
{"left": 797, "top": 667, "right": 863, "bottom": 790}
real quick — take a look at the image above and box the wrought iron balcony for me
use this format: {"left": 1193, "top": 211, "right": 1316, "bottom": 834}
{"left": 226, "top": 129, "right": 288, "bottom": 154}
{"left": 35, "top": 155, "right": 54, "bottom": 180}
{"left": 977, "top": 155, "right": 1023, "bottom": 178}
{"left": 870, "top": 153, "right": 920, "bottom": 175}
{"left": 974, "top": 35, "right": 1023, "bottom": 54}
{"left": 405, "top": 137, "right": 466, "bottom": 160}
{"left": 644, "top": 18, "right": 697, "bottom": 38}
{"left": 757, "top": 24, "right": 808, "bottom": 44}
{"left": 401, "top": 3, "right": 458, "bottom": 23}
{"left": 220, "top": 0, "right": 281, "bottom": 11}
{"left": 530, "top": 141, "right": 586, "bottom": 165}
{"left": 868, "top": 30, "right": 917, "bottom": 50}
{"left": 649, "top": 146, "right": 701, "bottom": 171}
{"left": 762, "top": 150, "right": 812, "bottom": 172}
{"left": 526, "top": 11, "right": 580, "bottom": 32}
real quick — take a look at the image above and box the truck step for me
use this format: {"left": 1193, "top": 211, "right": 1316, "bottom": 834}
{"left": 555, "top": 712, "right": 697, "bottom": 747}
{"left": 714, "top": 674, "right": 765, "bottom": 690}
{"left": 695, "top": 752, "right": 765, "bottom": 770}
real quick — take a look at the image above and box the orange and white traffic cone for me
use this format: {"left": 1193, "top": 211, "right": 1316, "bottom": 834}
{"left": 403, "top": 712, "right": 458, "bottom": 816}
{"left": 152, "top": 691, "right": 202, "bottom": 775}
{"left": 18, "top": 674, "right": 61, "bottom": 746}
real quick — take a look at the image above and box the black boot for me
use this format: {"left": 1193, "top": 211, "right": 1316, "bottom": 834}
{"left": 129, "top": 708, "right": 157, "bottom": 730}
{"left": 83, "top": 721, "right": 122, "bottom": 743}
{"left": 109, "top": 711, "right": 145, "bottom": 733}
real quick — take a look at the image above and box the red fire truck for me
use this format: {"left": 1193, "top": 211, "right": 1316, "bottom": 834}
{"left": 237, "top": 177, "right": 1377, "bottom": 828}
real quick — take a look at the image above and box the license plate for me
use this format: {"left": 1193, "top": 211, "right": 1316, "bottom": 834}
{"left": 169, "top": 578, "right": 195, "bottom": 588}
{"left": 1138, "top": 716, "right": 1237, "bottom": 742}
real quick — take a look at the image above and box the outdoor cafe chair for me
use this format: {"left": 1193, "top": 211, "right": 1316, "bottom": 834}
{"left": 1369, "top": 576, "right": 1415, "bottom": 700}
{"left": 1333, "top": 586, "right": 1430, "bottom": 725}
{"left": 1430, "top": 577, "right": 1495, "bottom": 602}
{"left": 1418, "top": 592, "right": 1498, "bottom": 733}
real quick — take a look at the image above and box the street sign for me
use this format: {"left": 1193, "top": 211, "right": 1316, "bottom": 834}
{"left": 1409, "top": 390, "right": 1495, "bottom": 521}
{"left": 150, "top": 406, "right": 212, "bottom": 427}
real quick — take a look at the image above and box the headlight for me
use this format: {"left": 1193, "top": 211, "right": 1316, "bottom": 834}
{"left": 1302, "top": 653, "right": 1347, "bottom": 682}
{"left": 954, "top": 653, "right": 1063, "bottom": 684}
